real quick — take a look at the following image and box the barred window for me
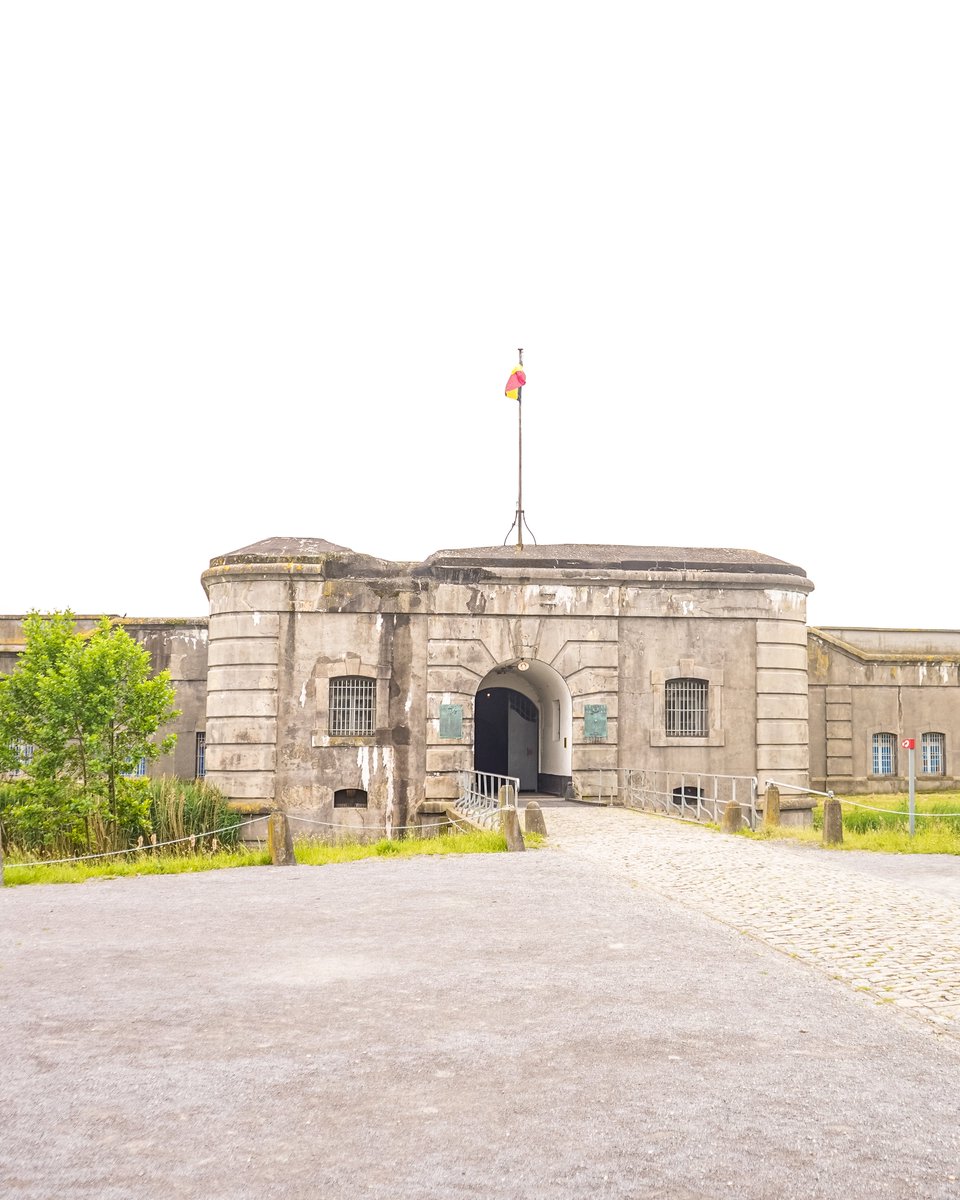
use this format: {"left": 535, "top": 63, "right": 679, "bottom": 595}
{"left": 665, "top": 678, "right": 709, "bottom": 738}
{"left": 921, "top": 732, "right": 945, "bottom": 776}
{"left": 872, "top": 732, "right": 896, "bottom": 776}
{"left": 329, "top": 677, "right": 376, "bottom": 736}
{"left": 128, "top": 756, "right": 147, "bottom": 778}
{"left": 195, "top": 731, "right": 206, "bottom": 779}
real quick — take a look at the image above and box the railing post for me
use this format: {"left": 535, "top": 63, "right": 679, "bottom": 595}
{"left": 268, "top": 811, "right": 297, "bottom": 865}
{"left": 498, "top": 782, "right": 516, "bottom": 809}
{"left": 822, "top": 797, "right": 843, "bottom": 846}
{"left": 721, "top": 801, "right": 743, "bottom": 833}
{"left": 764, "top": 784, "right": 781, "bottom": 829}
{"left": 524, "top": 801, "right": 547, "bottom": 836}
{"left": 501, "top": 804, "right": 526, "bottom": 851}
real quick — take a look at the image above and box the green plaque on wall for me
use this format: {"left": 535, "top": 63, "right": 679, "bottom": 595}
{"left": 439, "top": 703, "right": 463, "bottom": 738}
{"left": 584, "top": 704, "right": 608, "bottom": 739}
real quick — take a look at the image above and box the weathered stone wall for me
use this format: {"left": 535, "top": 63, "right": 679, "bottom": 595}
{"left": 127, "top": 620, "right": 208, "bottom": 780}
{"left": 809, "top": 628, "right": 960, "bottom": 793}
{"left": 0, "top": 615, "right": 207, "bottom": 780}
{"left": 200, "top": 542, "right": 814, "bottom": 818}
{"left": 202, "top": 561, "right": 428, "bottom": 832}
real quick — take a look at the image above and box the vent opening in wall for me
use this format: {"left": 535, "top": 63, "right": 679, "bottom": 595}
{"left": 334, "top": 788, "right": 368, "bottom": 808}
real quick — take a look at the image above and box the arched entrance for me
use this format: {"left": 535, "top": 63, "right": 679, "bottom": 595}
{"left": 474, "top": 660, "right": 572, "bottom": 795}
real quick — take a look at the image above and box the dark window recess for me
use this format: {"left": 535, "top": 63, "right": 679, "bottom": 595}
{"left": 334, "top": 788, "right": 368, "bottom": 808}
{"left": 672, "top": 785, "right": 705, "bottom": 807}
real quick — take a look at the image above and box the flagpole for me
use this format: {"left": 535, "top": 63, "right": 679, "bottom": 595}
{"left": 516, "top": 347, "right": 523, "bottom": 551}
{"left": 502, "top": 347, "right": 537, "bottom": 549}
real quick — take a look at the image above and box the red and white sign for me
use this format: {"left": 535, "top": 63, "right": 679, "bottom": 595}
{"left": 901, "top": 738, "right": 915, "bottom": 750}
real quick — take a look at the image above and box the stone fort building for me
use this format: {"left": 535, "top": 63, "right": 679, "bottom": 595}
{"left": 4, "top": 536, "right": 960, "bottom": 828}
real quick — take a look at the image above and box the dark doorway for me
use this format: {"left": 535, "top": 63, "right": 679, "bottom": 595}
{"left": 474, "top": 687, "right": 539, "bottom": 791}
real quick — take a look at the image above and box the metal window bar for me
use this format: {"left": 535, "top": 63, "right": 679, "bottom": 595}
{"left": 922, "top": 732, "right": 945, "bottom": 776}
{"left": 665, "top": 678, "right": 709, "bottom": 738}
{"left": 195, "top": 731, "right": 206, "bottom": 779}
{"left": 872, "top": 732, "right": 896, "bottom": 776}
{"left": 329, "top": 677, "right": 376, "bottom": 736}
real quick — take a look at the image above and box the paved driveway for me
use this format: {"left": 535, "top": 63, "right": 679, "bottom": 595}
{"left": 2, "top": 809, "right": 960, "bottom": 1199}
{"left": 550, "top": 804, "right": 960, "bottom": 1031}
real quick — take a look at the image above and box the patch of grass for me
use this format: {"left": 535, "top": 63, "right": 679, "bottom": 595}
{"left": 740, "top": 793, "right": 960, "bottom": 854}
{"left": 294, "top": 827, "right": 543, "bottom": 865}
{"left": 2, "top": 846, "right": 270, "bottom": 886}
{"left": 2, "top": 827, "right": 544, "bottom": 885}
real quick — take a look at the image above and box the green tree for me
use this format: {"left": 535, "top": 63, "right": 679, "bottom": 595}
{"left": 0, "top": 612, "right": 180, "bottom": 848}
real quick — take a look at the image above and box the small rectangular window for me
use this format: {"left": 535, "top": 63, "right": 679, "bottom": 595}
{"left": 195, "top": 731, "right": 206, "bottom": 779}
{"left": 333, "top": 787, "right": 368, "bottom": 808}
{"left": 329, "top": 677, "right": 376, "bottom": 736}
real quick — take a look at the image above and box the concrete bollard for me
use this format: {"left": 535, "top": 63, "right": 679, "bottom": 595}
{"left": 268, "top": 811, "right": 297, "bottom": 865}
{"left": 497, "top": 783, "right": 517, "bottom": 809}
{"left": 500, "top": 805, "right": 526, "bottom": 852}
{"left": 822, "top": 798, "right": 843, "bottom": 846}
{"left": 0, "top": 825, "right": 4, "bottom": 887}
{"left": 764, "top": 784, "right": 781, "bottom": 829}
{"left": 721, "top": 801, "right": 743, "bottom": 833}
{"left": 524, "top": 801, "right": 547, "bottom": 836}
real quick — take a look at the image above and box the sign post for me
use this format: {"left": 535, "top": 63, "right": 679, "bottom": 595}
{"left": 902, "top": 738, "right": 916, "bottom": 836}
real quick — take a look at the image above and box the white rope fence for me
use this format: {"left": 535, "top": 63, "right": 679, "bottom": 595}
{"left": 764, "top": 778, "right": 960, "bottom": 818}
{"left": 284, "top": 812, "right": 479, "bottom": 835}
{"left": 830, "top": 800, "right": 960, "bottom": 818}
{"left": 4, "top": 808, "right": 486, "bottom": 872}
{"left": 3, "top": 816, "right": 265, "bottom": 869}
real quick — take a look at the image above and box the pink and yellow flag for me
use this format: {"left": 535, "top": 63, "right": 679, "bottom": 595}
{"left": 505, "top": 366, "right": 526, "bottom": 400}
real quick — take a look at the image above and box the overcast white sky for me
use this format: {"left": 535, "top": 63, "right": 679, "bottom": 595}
{"left": 2, "top": 3, "right": 958, "bottom": 628}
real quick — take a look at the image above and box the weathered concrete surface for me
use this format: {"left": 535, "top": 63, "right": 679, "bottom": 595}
{"left": 3, "top": 837, "right": 960, "bottom": 1198}
{"left": 523, "top": 799, "right": 548, "bottom": 836}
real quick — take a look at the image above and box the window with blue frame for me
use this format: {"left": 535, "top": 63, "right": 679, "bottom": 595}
{"left": 921, "top": 732, "right": 945, "bottom": 776}
{"left": 872, "top": 732, "right": 896, "bottom": 776}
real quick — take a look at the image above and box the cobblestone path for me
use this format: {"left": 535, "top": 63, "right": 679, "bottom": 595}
{"left": 545, "top": 803, "right": 960, "bottom": 1035}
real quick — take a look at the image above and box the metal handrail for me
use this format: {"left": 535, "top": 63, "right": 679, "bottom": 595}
{"left": 455, "top": 769, "right": 521, "bottom": 828}
{"left": 591, "top": 766, "right": 762, "bottom": 830}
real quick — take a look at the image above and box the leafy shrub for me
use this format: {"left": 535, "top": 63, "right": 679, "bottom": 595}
{"left": 0, "top": 776, "right": 238, "bottom": 859}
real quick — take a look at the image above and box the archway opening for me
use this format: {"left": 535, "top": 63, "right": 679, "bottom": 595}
{"left": 474, "top": 660, "right": 572, "bottom": 795}
{"left": 475, "top": 688, "right": 539, "bottom": 789}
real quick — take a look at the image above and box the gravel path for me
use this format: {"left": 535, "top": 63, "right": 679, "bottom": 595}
{"left": 2, "top": 813, "right": 960, "bottom": 1198}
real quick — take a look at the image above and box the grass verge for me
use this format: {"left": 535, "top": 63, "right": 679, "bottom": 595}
{"left": 741, "top": 792, "right": 960, "bottom": 854}
{"left": 2, "top": 827, "right": 544, "bottom": 886}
